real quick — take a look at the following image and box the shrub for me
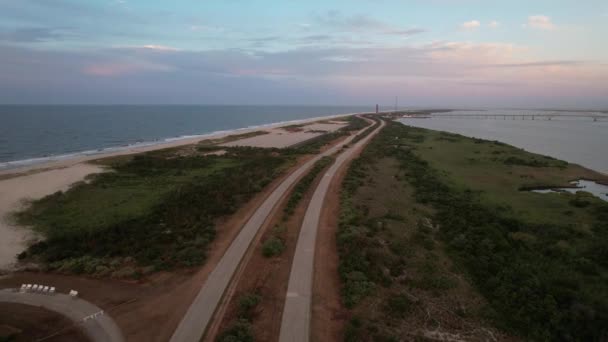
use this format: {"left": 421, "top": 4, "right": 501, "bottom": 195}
{"left": 569, "top": 192, "right": 593, "bottom": 208}
{"left": 503, "top": 156, "right": 549, "bottom": 167}
{"left": 238, "top": 293, "right": 261, "bottom": 319}
{"left": 262, "top": 236, "right": 285, "bottom": 257}
{"left": 217, "top": 319, "right": 254, "bottom": 342}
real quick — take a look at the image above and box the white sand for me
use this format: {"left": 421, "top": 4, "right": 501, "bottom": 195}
{"left": 303, "top": 122, "right": 347, "bottom": 132}
{"left": 0, "top": 113, "right": 360, "bottom": 270}
{"left": 0, "top": 163, "right": 103, "bottom": 270}
{"left": 221, "top": 122, "right": 347, "bottom": 148}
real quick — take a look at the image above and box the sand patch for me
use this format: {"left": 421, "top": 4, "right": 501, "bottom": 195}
{"left": 0, "top": 163, "right": 103, "bottom": 270}
{"left": 221, "top": 122, "right": 347, "bottom": 148}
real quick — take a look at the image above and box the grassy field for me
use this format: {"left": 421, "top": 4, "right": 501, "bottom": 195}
{"left": 338, "top": 119, "right": 608, "bottom": 341}
{"left": 417, "top": 129, "right": 604, "bottom": 226}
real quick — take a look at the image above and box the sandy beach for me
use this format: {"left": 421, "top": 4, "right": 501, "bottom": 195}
{"left": 0, "top": 164, "right": 103, "bottom": 270}
{"left": 0, "top": 113, "right": 359, "bottom": 270}
{"left": 221, "top": 122, "right": 348, "bottom": 148}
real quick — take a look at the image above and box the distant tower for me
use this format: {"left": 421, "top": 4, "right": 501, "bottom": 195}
{"left": 376, "top": 104, "right": 379, "bottom": 114}
{"left": 395, "top": 96, "right": 398, "bottom": 112}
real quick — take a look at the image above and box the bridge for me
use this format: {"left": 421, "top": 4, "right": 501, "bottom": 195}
{"left": 429, "top": 113, "right": 608, "bottom": 121}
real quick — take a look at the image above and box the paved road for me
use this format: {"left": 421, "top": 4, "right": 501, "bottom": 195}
{"left": 278, "top": 118, "right": 385, "bottom": 342}
{"left": 170, "top": 119, "right": 373, "bottom": 342}
{"left": 0, "top": 288, "right": 124, "bottom": 342}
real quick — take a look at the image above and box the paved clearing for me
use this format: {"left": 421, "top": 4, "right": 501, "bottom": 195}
{"left": 0, "top": 288, "right": 124, "bottom": 342}
{"left": 279, "top": 118, "right": 385, "bottom": 342}
{"left": 170, "top": 121, "right": 370, "bottom": 342}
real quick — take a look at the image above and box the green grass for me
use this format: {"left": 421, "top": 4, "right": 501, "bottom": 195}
{"left": 412, "top": 128, "right": 604, "bottom": 226}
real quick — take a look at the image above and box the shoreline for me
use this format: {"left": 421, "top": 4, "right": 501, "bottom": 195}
{"left": 0, "top": 111, "right": 366, "bottom": 270}
{"left": 399, "top": 117, "right": 608, "bottom": 176}
{"left": 0, "top": 111, "right": 367, "bottom": 176}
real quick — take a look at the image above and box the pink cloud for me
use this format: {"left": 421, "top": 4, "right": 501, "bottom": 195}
{"left": 231, "top": 68, "right": 290, "bottom": 77}
{"left": 83, "top": 61, "right": 174, "bottom": 76}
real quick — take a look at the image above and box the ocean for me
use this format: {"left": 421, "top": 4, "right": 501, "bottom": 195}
{"left": 400, "top": 110, "right": 608, "bottom": 174}
{"left": 0, "top": 105, "right": 372, "bottom": 170}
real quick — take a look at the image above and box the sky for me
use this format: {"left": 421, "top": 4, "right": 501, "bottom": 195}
{"left": 0, "top": 0, "right": 607, "bottom": 108}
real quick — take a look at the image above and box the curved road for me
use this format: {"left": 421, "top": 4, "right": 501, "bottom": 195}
{"left": 279, "top": 117, "right": 385, "bottom": 342}
{"left": 0, "top": 289, "right": 124, "bottom": 342}
{"left": 170, "top": 117, "right": 375, "bottom": 342}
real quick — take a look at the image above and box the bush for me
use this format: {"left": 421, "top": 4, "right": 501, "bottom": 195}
{"left": 238, "top": 293, "right": 261, "bottom": 319}
{"left": 569, "top": 192, "right": 593, "bottom": 208}
{"left": 262, "top": 236, "right": 285, "bottom": 257}
{"left": 217, "top": 319, "right": 254, "bottom": 342}
{"left": 503, "top": 156, "right": 549, "bottom": 167}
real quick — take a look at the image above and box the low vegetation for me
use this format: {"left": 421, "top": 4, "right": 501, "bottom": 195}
{"left": 217, "top": 292, "right": 261, "bottom": 342}
{"left": 338, "top": 119, "right": 608, "bottom": 340}
{"left": 283, "top": 156, "right": 334, "bottom": 217}
{"left": 16, "top": 147, "right": 294, "bottom": 275}
{"left": 351, "top": 116, "right": 380, "bottom": 144}
{"left": 261, "top": 156, "right": 334, "bottom": 258}
{"left": 261, "top": 236, "right": 285, "bottom": 257}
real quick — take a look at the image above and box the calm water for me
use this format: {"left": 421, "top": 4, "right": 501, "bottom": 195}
{"left": 531, "top": 180, "right": 608, "bottom": 202}
{"left": 400, "top": 110, "right": 608, "bottom": 174}
{"left": 0, "top": 105, "right": 371, "bottom": 169}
